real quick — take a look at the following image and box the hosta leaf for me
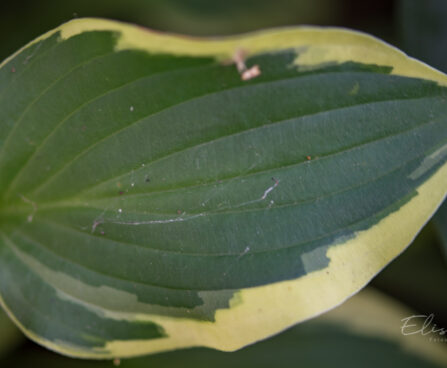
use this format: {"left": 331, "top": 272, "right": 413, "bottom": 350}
{"left": 1, "top": 18, "right": 447, "bottom": 358}
{"left": 1, "top": 289, "right": 446, "bottom": 367}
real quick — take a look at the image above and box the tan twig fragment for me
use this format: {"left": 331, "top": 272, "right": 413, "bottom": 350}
{"left": 231, "top": 48, "right": 262, "bottom": 81}
{"left": 241, "top": 65, "right": 261, "bottom": 81}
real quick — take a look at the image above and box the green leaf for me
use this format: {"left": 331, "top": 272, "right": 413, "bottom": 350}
{"left": 1, "top": 289, "right": 446, "bottom": 367}
{"left": 434, "top": 202, "right": 447, "bottom": 263}
{"left": 1, "top": 18, "right": 447, "bottom": 358}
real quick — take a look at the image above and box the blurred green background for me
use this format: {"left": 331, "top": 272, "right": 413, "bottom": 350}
{"left": 1, "top": 0, "right": 447, "bottom": 366}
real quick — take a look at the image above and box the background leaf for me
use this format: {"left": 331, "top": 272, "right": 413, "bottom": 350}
{"left": 397, "top": 0, "right": 447, "bottom": 73}
{"left": 433, "top": 204, "right": 447, "bottom": 263}
{"left": 0, "top": 307, "right": 24, "bottom": 359}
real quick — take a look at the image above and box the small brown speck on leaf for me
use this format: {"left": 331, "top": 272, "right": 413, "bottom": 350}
{"left": 11, "top": 67, "right": 16, "bottom": 73}
{"left": 113, "top": 358, "right": 121, "bottom": 366}
{"left": 119, "top": 191, "right": 124, "bottom": 195}
{"left": 306, "top": 155, "right": 312, "bottom": 161}
{"left": 177, "top": 210, "right": 182, "bottom": 215}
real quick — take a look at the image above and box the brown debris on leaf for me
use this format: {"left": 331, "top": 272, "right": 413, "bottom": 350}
{"left": 231, "top": 48, "right": 261, "bottom": 81}
{"left": 241, "top": 65, "right": 261, "bottom": 81}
